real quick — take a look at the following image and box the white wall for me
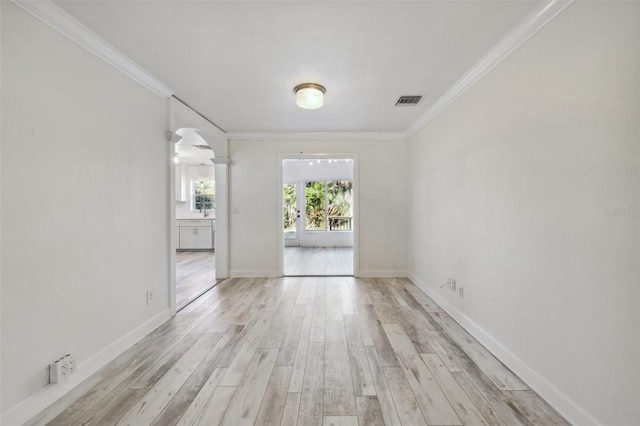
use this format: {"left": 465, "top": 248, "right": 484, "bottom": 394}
{"left": 175, "top": 165, "right": 215, "bottom": 219}
{"left": 229, "top": 139, "right": 408, "bottom": 277}
{"left": 1, "top": 3, "right": 171, "bottom": 423}
{"left": 283, "top": 159, "right": 353, "bottom": 181}
{"left": 0, "top": 0, "right": 3, "bottom": 417}
{"left": 407, "top": 2, "right": 639, "bottom": 425}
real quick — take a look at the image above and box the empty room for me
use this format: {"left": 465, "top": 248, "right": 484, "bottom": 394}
{"left": 1, "top": 1, "right": 638, "bottom": 425}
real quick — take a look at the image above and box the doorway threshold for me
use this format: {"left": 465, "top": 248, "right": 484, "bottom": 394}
{"left": 284, "top": 274, "right": 354, "bottom": 278}
{"left": 177, "top": 279, "right": 225, "bottom": 312}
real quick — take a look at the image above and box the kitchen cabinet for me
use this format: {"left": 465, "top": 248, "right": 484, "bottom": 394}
{"left": 180, "top": 227, "right": 212, "bottom": 249}
{"left": 178, "top": 219, "right": 214, "bottom": 250}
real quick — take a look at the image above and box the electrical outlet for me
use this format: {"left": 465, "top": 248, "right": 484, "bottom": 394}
{"left": 49, "top": 359, "right": 63, "bottom": 383}
{"left": 50, "top": 353, "right": 77, "bottom": 383}
{"left": 61, "top": 360, "right": 69, "bottom": 378}
{"left": 146, "top": 290, "right": 154, "bottom": 305}
{"left": 442, "top": 278, "right": 457, "bottom": 291}
{"left": 65, "top": 354, "right": 77, "bottom": 374}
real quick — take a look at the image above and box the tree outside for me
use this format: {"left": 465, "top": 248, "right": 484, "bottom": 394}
{"left": 305, "top": 180, "right": 353, "bottom": 231}
{"left": 283, "top": 183, "right": 297, "bottom": 236}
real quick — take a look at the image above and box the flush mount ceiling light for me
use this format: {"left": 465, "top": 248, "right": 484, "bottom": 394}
{"left": 294, "top": 83, "right": 326, "bottom": 109}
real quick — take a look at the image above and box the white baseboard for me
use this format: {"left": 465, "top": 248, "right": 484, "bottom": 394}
{"left": 229, "top": 269, "right": 280, "bottom": 278}
{"left": 1, "top": 309, "right": 171, "bottom": 426}
{"left": 227, "top": 269, "right": 409, "bottom": 278}
{"left": 357, "top": 269, "right": 409, "bottom": 278}
{"left": 406, "top": 272, "right": 600, "bottom": 426}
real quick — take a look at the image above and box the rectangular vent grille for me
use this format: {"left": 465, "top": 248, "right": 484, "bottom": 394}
{"left": 193, "top": 144, "right": 213, "bottom": 150}
{"left": 395, "top": 95, "right": 422, "bottom": 106}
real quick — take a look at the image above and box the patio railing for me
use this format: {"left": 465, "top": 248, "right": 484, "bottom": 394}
{"left": 328, "top": 216, "right": 352, "bottom": 231}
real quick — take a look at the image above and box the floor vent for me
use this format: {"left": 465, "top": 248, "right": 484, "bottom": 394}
{"left": 395, "top": 95, "right": 422, "bottom": 106}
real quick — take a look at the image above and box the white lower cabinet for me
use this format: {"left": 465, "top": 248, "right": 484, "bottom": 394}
{"left": 178, "top": 220, "right": 214, "bottom": 250}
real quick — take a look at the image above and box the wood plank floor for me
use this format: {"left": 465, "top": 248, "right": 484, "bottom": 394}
{"left": 31, "top": 277, "right": 569, "bottom": 426}
{"left": 176, "top": 251, "right": 216, "bottom": 311}
{"left": 284, "top": 247, "right": 353, "bottom": 276}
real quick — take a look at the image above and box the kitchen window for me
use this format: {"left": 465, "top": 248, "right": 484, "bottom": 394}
{"left": 191, "top": 180, "right": 215, "bottom": 211}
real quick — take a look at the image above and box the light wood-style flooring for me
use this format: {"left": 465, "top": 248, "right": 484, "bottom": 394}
{"left": 33, "top": 277, "right": 568, "bottom": 426}
{"left": 176, "top": 251, "right": 216, "bottom": 311}
{"left": 284, "top": 247, "right": 353, "bottom": 276}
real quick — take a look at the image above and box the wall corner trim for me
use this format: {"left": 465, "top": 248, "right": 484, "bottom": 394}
{"left": 406, "top": 272, "right": 601, "bottom": 426}
{"left": 1, "top": 309, "right": 171, "bottom": 426}
{"left": 405, "top": 0, "right": 575, "bottom": 138}
{"left": 10, "top": 0, "right": 174, "bottom": 99}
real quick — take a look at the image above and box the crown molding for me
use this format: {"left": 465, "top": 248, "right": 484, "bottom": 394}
{"left": 227, "top": 132, "right": 408, "bottom": 142}
{"left": 405, "top": 0, "right": 574, "bottom": 138}
{"left": 11, "top": 0, "right": 174, "bottom": 99}
{"left": 11, "top": 0, "right": 573, "bottom": 136}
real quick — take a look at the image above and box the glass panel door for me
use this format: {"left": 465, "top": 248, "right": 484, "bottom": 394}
{"left": 305, "top": 181, "right": 326, "bottom": 231}
{"left": 284, "top": 182, "right": 300, "bottom": 246}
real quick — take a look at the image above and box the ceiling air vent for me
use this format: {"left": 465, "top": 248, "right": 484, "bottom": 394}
{"left": 395, "top": 95, "right": 422, "bottom": 106}
{"left": 193, "top": 144, "right": 213, "bottom": 150}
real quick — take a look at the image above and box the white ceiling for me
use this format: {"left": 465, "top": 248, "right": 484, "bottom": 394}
{"left": 54, "top": 0, "right": 539, "bottom": 134}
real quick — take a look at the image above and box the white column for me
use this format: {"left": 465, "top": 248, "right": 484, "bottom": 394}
{"left": 213, "top": 158, "right": 230, "bottom": 279}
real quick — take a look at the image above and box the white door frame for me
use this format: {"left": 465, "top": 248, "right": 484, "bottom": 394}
{"left": 277, "top": 153, "right": 359, "bottom": 277}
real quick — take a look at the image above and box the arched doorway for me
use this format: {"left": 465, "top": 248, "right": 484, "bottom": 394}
{"left": 169, "top": 98, "right": 229, "bottom": 314}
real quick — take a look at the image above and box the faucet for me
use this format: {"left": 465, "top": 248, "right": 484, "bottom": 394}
{"left": 198, "top": 180, "right": 210, "bottom": 217}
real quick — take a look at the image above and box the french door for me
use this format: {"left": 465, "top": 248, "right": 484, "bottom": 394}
{"left": 283, "top": 181, "right": 301, "bottom": 246}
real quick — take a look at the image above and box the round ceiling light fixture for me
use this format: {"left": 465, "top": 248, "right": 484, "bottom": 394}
{"left": 294, "top": 83, "right": 326, "bottom": 109}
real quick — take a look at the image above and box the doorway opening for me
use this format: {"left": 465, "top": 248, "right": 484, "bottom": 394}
{"left": 174, "top": 130, "right": 218, "bottom": 311}
{"left": 175, "top": 250, "right": 216, "bottom": 311}
{"left": 280, "top": 156, "right": 357, "bottom": 276}
{"left": 168, "top": 97, "right": 230, "bottom": 316}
